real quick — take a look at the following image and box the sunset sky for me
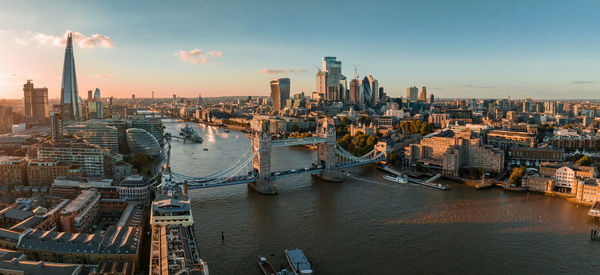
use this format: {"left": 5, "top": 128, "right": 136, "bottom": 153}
{"left": 1, "top": 0, "right": 599, "bottom": 100}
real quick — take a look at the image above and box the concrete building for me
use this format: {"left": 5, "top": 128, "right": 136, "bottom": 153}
{"left": 487, "top": 130, "right": 536, "bottom": 149}
{"left": 60, "top": 189, "right": 101, "bottom": 233}
{"left": 64, "top": 122, "right": 119, "bottom": 154}
{"left": 117, "top": 175, "right": 151, "bottom": 205}
{"left": 27, "top": 158, "right": 83, "bottom": 186}
{"left": 418, "top": 86, "right": 427, "bottom": 102}
{"left": 406, "top": 86, "right": 419, "bottom": 103}
{"left": 23, "top": 80, "right": 48, "bottom": 121}
{"left": 37, "top": 137, "right": 108, "bottom": 179}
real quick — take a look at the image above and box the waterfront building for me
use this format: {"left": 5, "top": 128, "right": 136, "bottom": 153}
{"left": 60, "top": 189, "right": 101, "bottom": 233}
{"left": 270, "top": 78, "right": 290, "bottom": 113}
{"left": 27, "top": 158, "right": 83, "bottom": 186}
{"left": 23, "top": 80, "right": 48, "bottom": 121}
{"left": 126, "top": 128, "right": 161, "bottom": 158}
{"left": 406, "top": 86, "right": 418, "bottom": 103}
{"left": 127, "top": 118, "right": 164, "bottom": 145}
{"left": 37, "top": 136, "right": 108, "bottom": 178}
{"left": 60, "top": 33, "right": 82, "bottom": 121}
{"left": 64, "top": 122, "right": 119, "bottom": 154}
{"left": 0, "top": 156, "right": 28, "bottom": 187}
{"left": 522, "top": 175, "right": 553, "bottom": 192}
{"left": 539, "top": 162, "right": 597, "bottom": 193}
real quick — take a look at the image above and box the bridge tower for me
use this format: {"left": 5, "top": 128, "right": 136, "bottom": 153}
{"left": 316, "top": 117, "right": 342, "bottom": 182}
{"left": 249, "top": 119, "right": 277, "bottom": 194}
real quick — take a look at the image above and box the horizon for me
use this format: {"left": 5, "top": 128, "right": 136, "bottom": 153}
{"left": 2, "top": 0, "right": 599, "bottom": 100}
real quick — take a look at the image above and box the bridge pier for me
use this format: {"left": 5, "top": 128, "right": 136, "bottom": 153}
{"left": 250, "top": 119, "right": 278, "bottom": 194}
{"left": 315, "top": 117, "right": 343, "bottom": 182}
{"left": 248, "top": 180, "right": 277, "bottom": 195}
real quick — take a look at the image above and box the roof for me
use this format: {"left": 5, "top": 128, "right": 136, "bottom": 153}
{"left": 61, "top": 189, "right": 100, "bottom": 215}
{"left": 3, "top": 208, "right": 32, "bottom": 221}
{"left": 0, "top": 259, "right": 94, "bottom": 275}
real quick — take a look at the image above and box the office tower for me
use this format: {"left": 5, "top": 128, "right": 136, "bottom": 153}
{"left": 367, "top": 75, "right": 379, "bottom": 105}
{"left": 523, "top": 99, "right": 532, "bottom": 113}
{"left": 50, "top": 111, "right": 63, "bottom": 140}
{"left": 87, "top": 90, "right": 93, "bottom": 101}
{"left": 349, "top": 78, "right": 360, "bottom": 105}
{"left": 339, "top": 75, "right": 347, "bottom": 102}
{"left": 23, "top": 80, "right": 49, "bottom": 121}
{"left": 419, "top": 86, "right": 427, "bottom": 102}
{"left": 87, "top": 100, "right": 103, "bottom": 119}
{"left": 361, "top": 76, "right": 372, "bottom": 107}
{"left": 132, "top": 94, "right": 135, "bottom": 100}
{"left": 270, "top": 78, "right": 290, "bottom": 113}
{"left": 316, "top": 71, "right": 327, "bottom": 100}
{"left": 428, "top": 94, "right": 435, "bottom": 104}
{"left": 152, "top": 91, "right": 155, "bottom": 100}
{"left": 321, "top": 57, "right": 344, "bottom": 101}
{"left": 379, "top": 87, "right": 386, "bottom": 100}
{"left": 406, "top": 86, "right": 418, "bottom": 102}
{"left": 94, "top": 88, "right": 101, "bottom": 100}
{"left": 65, "top": 122, "right": 119, "bottom": 154}
{"left": 60, "top": 32, "right": 82, "bottom": 121}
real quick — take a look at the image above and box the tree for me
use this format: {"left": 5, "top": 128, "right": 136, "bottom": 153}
{"left": 420, "top": 123, "right": 434, "bottom": 135}
{"left": 509, "top": 166, "right": 526, "bottom": 186}
{"left": 575, "top": 155, "right": 594, "bottom": 166}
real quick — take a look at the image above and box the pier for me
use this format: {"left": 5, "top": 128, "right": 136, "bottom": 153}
{"left": 381, "top": 166, "right": 446, "bottom": 190}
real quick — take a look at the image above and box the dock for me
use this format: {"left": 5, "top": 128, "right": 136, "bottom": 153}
{"left": 381, "top": 166, "right": 447, "bottom": 191}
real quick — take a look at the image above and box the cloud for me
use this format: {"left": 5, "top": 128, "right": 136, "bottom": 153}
{"left": 260, "top": 68, "right": 307, "bottom": 74}
{"left": 571, "top": 80, "right": 595, "bottom": 85}
{"left": 95, "top": 74, "right": 113, "bottom": 79}
{"left": 16, "top": 30, "right": 114, "bottom": 48}
{"left": 176, "top": 48, "right": 224, "bottom": 64}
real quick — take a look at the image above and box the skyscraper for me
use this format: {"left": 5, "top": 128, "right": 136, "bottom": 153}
{"left": 270, "top": 78, "right": 290, "bottom": 113}
{"left": 361, "top": 76, "right": 372, "bottom": 107}
{"left": 23, "top": 80, "right": 48, "bottom": 121}
{"left": 367, "top": 75, "right": 379, "bottom": 105}
{"left": 349, "top": 78, "right": 360, "bottom": 105}
{"left": 406, "top": 86, "right": 418, "bottom": 102}
{"left": 60, "top": 32, "right": 81, "bottom": 121}
{"left": 316, "top": 71, "right": 327, "bottom": 100}
{"left": 321, "top": 57, "right": 344, "bottom": 101}
{"left": 419, "top": 86, "right": 427, "bottom": 102}
{"left": 94, "top": 88, "right": 101, "bottom": 100}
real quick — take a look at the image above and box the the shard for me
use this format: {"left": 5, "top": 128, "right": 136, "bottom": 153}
{"left": 60, "top": 32, "right": 81, "bottom": 120}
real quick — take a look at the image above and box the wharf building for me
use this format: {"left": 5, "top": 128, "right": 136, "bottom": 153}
{"left": 0, "top": 156, "right": 28, "bottom": 187}
{"left": 405, "top": 134, "right": 504, "bottom": 176}
{"left": 486, "top": 130, "right": 537, "bottom": 149}
{"left": 23, "top": 80, "right": 48, "bottom": 121}
{"left": 149, "top": 178, "right": 208, "bottom": 275}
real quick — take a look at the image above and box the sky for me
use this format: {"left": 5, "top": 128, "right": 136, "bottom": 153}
{"left": 1, "top": 0, "right": 599, "bottom": 100}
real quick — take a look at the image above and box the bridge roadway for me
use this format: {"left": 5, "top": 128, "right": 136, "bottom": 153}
{"left": 271, "top": 137, "right": 326, "bottom": 147}
{"left": 184, "top": 166, "right": 325, "bottom": 189}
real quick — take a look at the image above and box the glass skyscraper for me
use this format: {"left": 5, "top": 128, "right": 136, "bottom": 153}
{"left": 60, "top": 32, "right": 81, "bottom": 121}
{"left": 270, "top": 78, "right": 290, "bottom": 113}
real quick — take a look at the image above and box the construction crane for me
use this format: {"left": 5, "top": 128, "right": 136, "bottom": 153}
{"left": 312, "top": 64, "right": 321, "bottom": 72}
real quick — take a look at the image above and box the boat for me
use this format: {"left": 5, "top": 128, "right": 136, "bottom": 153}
{"left": 383, "top": 174, "right": 408, "bottom": 184}
{"left": 257, "top": 256, "right": 277, "bottom": 275}
{"left": 203, "top": 148, "right": 209, "bottom": 151}
{"left": 285, "top": 249, "right": 313, "bottom": 275}
{"left": 223, "top": 129, "right": 231, "bottom": 133}
{"left": 179, "top": 124, "right": 203, "bottom": 143}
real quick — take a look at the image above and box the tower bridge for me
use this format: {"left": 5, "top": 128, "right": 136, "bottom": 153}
{"left": 169, "top": 118, "right": 388, "bottom": 194}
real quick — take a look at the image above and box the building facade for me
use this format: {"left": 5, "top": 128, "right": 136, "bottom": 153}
{"left": 23, "top": 80, "right": 48, "bottom": 121}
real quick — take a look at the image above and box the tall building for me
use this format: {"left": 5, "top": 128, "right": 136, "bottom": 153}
{"left": 406, "top": 86, "right": 418, "bottom": 103}
{"left": 60, "top": 33, "right": 81, "bottom": 121}
{"left": 361, "top": 76, "right": 372, "bottom": 107}
{"left": 349, "top": 78, "right": 360, "bottom": 105}
{"left": 367, "top": 75, "right": 379, "bottom": 105}
{"left": 50, "top": 111, "right": 63, "bottom": 140}
{"left": 23, "top": 80, "right": 48, "bottom": 121}
{"left": 93, "top": 88, "right": 101, "bottom": 100}
{"left": 418, "top": 86, "right": 427, "bottom": 102}
{"left": 270, "top": 78, "right": 290, "bottom": 113}
{"left": 0, "top": 106, "right": 13, "bottom": 133}
{"left": 316, "top": 71, "right": 327, "bottom": 100}
{"left": 321, "top": 57, "right": 344, "bottom": 101}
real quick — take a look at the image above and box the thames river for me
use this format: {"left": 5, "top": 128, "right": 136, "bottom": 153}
{"left": 165, "top": 121, "right": 600, "bottom": 274}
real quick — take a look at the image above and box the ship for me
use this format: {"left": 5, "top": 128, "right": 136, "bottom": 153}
{"left": 285, "top": 249, "right": 313, "bottom": 275}
{"left": 257, "top": 256, "right": 277, "bottom": 275}
{"left": 179, "top": 124, "right": 203, "bottom": 143}
{"left": 383, "top": 174, "right": 408, "bottom": 184}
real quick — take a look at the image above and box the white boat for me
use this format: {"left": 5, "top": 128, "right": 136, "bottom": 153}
{"left": 285, "top": 249, "right": 313, "bottom": 275}
{"left": 383, "top": 174, "right": 408, "bottom": 184}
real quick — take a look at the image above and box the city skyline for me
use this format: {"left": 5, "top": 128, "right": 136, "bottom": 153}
{"left": 1, "top": 0, "right": 600, "bottom": 100}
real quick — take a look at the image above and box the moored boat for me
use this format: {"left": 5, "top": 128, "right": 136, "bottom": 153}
{"left": 257, "top": 256, "right": 277, "bottom": 275}
{"left": 285, "top": 248, "right": 312, "bottom": 275}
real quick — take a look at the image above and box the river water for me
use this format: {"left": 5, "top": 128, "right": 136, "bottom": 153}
{"left": 164, "top": 121, "right": 600, "bottom": 274}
